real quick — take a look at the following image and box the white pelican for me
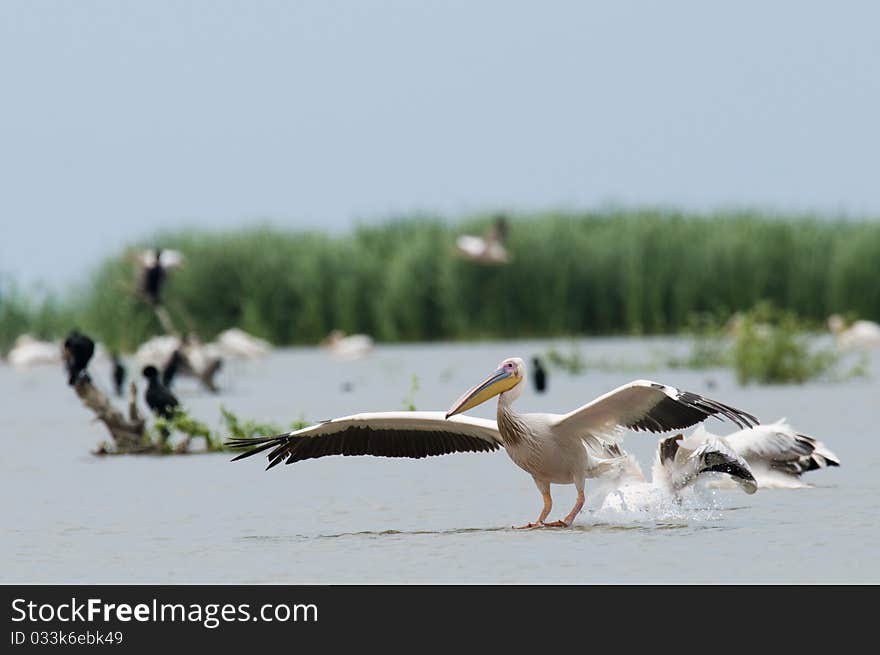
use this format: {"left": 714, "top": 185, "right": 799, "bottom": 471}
{"left": 689, "top": 419, "right": 840, "bottom": 489}
{"left": 134, "top": 333, "right": 223, "bottom": 392}
{"left": 828, "top": 314, "right": 880, "bottom": 350}
{"left": 211, "top": 328, "right": 272, "bottom": 359}
{"left": 227, "top": 357, "right": 758, "bottom": 528}
{"left": 321, "top": 330, "right": 374, "bottom": 359}
{"left": 455, "top": 215, "right": 511, "bottom": 265}
{"left": 133, "top": 248, "right": 184, "bottom": 304}
{"left": 6, "top": 334, "right": 61, "bottom": 368}
{"left": 590, "top": 433, "right": 757, "bottom": 512}
{"left": 134, "top": 334, "right": 181, "bottom": 369}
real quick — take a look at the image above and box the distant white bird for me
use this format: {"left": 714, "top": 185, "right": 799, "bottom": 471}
{"left": 828, "top": 314, "right": 880, "bottom": 350}
{"left": 321, "top": 330, "right": 374, "bottom": 359}
{"left": 6, "top": 334, "right": 61, "bottom": 368}
{"left": 227, "top": 356, "right": 758, "bottom": 528}
{"left": 689, "top": 419, "right": 840, "bottom": 489}
{"left": 211, "top": 328, "right": 272, "bottom": 359}
{"left": 134, "top": 335, "right": 181, "bottom": 369}
{"left": 134, "top": 333, "right": 223, "bottom": 392}
{"left": 455, "top": 215, "right": 511, "bottom": 265}
{"left": 591, "top": 433, "right": 757, "bottom": 511}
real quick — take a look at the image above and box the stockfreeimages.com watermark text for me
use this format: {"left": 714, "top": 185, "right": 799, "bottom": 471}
{"left": 11, "top": 597, "right": 318, "bottom": 630}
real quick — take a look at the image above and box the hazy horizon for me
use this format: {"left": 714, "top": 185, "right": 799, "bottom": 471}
{"left": 3, "top": 1, "right": 879, "bottom": 291}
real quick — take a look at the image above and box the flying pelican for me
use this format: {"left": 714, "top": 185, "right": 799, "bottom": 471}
{"left": 828, "top": 314, "right": 880, "bottom": 350}
{"left": 590, "top": 433, "right": 757, "bottom": 512}
{"left": 689, "top": 419, "right": 839, "bottom": 489}
{"left": 455, "top": 215, "right": 511, "bottom": 265}
{"left": 226, "top": 357, "right": 758, "bottom": 528}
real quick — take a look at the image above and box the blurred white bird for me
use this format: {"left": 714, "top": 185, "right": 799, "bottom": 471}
{"left": 828, "top": 314, "right": 880, "bottom": 350}
{"left": 6, "top": 334, "right": 61, "bottom": 368}
{"left": 211, "top": 328, "right": 272, "bottom": 359}
{"left": 321, "top": 330, "right": 374, "bottom": 359}
{"left": 134, "top": 335, "right": 181, "bottom": 369}
{"left": 455, "top": 215, "right": 511, "bottom": 265}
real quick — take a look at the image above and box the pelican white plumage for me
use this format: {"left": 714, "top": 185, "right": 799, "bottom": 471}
{"left": 134, "top": 333, "right": 223, "bottom": 392}
{"left": 227, "top": 356, "right": 758, "bottom": 528}
{"left": 6, "top": 334, "right": 61, "bottom": 368}
{"left": 828, "top": 314, "right": 880, "bottom": 350}
{"left": 321, "top": 330, "right": 374, "bottom": 359}
{"left": 591, "top": 433, "right": 757, "bottom": 512}
{"left": 690, "top": 419, "right": 840, "bottom": 489}
{"left": 454, "top": 216, "right": 511, "bottom": 265}
{"left": 134, "top": 335, "right": 181, "bottom": 369}
{"left": 212, "top": 328, "right": 272, "bottom": 359}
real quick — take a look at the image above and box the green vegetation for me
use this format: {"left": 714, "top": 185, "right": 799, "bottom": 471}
{"left": 220, "top": 406, "right": 284, "bottom": 440}
{"left": 730, "top": 303, "right": 849, "bottom": 385}
{"left": 3, "top": 210, "right": 880, "bottom": 353}
{"left": 150, "top": 409, "right": 220, "bottom": 453}
{"left": 668, "top": 303, "right": 867, "bottom": 384}
{"left": 96, "top": 407, "right": 306, "bottom": 455}
{"left": 545, "top": 344, "right": 587, "bottom": 374}
{"left": 401, "top": 374, "right": 421, "bottom": 411}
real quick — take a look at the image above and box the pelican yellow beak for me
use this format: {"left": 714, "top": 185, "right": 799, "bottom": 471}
{"left": 446, "top": 366, "right": 519, "bottom": 418}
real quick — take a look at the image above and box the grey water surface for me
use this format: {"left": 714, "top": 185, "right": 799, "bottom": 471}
{"left": 2, "top": 338, "right": 877, "bottom": 583}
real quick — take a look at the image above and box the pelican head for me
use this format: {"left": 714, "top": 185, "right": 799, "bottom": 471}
{"left": 446, "top": 357, "right": 525, "bottom": 418}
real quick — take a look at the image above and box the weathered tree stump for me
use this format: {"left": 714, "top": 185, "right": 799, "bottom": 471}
{"left": 72, "top": 376, "right": 155, "bottom": 454}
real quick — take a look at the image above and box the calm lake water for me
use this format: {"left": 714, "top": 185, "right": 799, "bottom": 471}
{"left": 2, "top": 338, "right": 877, "bottom": 583}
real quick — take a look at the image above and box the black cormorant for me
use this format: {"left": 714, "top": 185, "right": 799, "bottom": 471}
{"left": 63, "top": 330, "right": 95, "bottom": 385}
{"left": 142, "top": 365, "right": 180, "bottom": 419}
{"left": 531, "top": 356, "right": 547, "bottom": 393}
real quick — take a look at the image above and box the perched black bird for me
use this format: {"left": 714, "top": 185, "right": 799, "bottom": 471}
{"left": 63, "top": 330, "right": 95, "bottom": 385}
{"left": 141, "top": 253, "right": 166, "bottom": 304}
{"left": 111, "top": 352, "right": 127, "bottom": 397}
{"left": 135, "top": 248, "right": 184, "bottom": 305}
{"left": 162, "top": 349, "right": 185, "bottom": 388}
{"left": 531, "top": 356, "right": 547, "bottom": 393}
{"left": 142, "top": 365, "right": 180, "bottom": 419}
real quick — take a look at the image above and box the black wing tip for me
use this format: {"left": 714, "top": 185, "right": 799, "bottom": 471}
{"left": 679, "top": 390, "right": 760, "bottom": 429}
{"left": 225, "top": 433, "right": 292, "bottom": 463}
{"left": 631, "top": 387, "right": 760, "bottom": 433}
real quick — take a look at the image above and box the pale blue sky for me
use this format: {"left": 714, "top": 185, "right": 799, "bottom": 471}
{"left": 2, "top": 1, "right": 879, "bottom": 289}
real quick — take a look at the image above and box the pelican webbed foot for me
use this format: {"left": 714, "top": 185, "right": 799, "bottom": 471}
{"left": 541, "top": 520, "right": 569, "bottom": 528}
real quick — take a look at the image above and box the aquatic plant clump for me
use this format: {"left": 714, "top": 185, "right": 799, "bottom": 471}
{"left": 730, "top": 303, "right": 843, "bottom": 385}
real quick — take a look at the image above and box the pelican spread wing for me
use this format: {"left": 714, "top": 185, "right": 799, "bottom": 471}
{"left": 721, "top": 419, "right": 840, "bottom": 475}
{"left": 554, "top": 380, "right": 759, "bottom": 441}
{"left": 227, "top": 411, "right": 502, "bottom": 469}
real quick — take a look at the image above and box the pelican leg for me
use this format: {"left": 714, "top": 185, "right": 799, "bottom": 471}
{"left": 515, "top": 479, "right": 552, "bottom": 529}
{"left": 545, "top": 484, "right": 586, "bottom": 528}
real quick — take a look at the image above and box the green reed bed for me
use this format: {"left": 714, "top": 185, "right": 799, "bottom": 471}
{"left": 2, "top": 210, "right": 879, "bottom": 354}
